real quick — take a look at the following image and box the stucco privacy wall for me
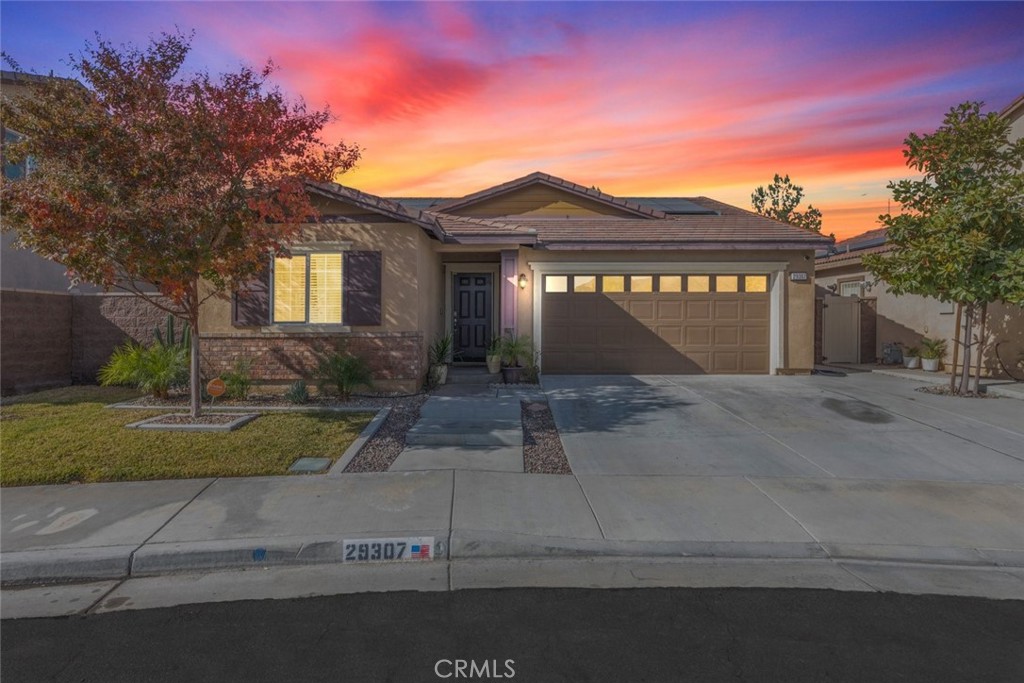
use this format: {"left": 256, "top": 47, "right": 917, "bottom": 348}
{"left": 514, "top": 248, "right": 817, "bottom": 373}
{"left": 0, "top": 291, "right": 166, "bottom": 394}
{"left": 199, "top": 207, "right": 438, "bottom": 393}
{"left": 817, "top": 264, "right": 1024, "bottom": 374}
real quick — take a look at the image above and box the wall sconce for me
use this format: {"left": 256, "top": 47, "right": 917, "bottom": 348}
{"left": 827, "top": 283, "right": 838, "bottom": 292}
{"left": 518, "top": 273, "right": 528, "bottom": 289}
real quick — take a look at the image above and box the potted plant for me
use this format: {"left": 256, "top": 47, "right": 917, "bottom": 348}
{"left": 498, "top": 333, "right": 533, "bottom": 384}
{"left": 486, "top": 336, "right": 502, "bottom": 374}
{"left": 428, "top": 333, "right": 453, "bottom": 385}
{"left": 919, "top": 337, "right": 947, "bottom": 372}
{"left": 903, "top": 345, "right": 921, "bottom": 369}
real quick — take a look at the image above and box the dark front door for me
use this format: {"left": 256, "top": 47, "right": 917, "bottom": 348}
{"left": 454, "top": 273, "right": 492, "bottom": 361}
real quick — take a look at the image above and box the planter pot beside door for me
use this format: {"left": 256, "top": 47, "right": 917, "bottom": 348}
{"left": 486, "top": 355, "right": 501, "bottom": 374}
{"left": 431, "top": 364, "right": 448, "bottom": 385}
{"left": 904, "top": 356, "right": 920, "bottom": 369}
{"left": 501, "top": 366, "right": 523, "bottom": 384}
{"left": 921, "top": 358, "right": 941, "bottom": 372}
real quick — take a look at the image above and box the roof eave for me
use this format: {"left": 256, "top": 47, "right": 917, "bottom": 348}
{"left": 539, "top": 240, "right": 829, "bottom": 251}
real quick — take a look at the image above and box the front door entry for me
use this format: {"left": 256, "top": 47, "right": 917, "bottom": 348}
{"left": 454, "top": 273, "right": 492, "bottom": 361}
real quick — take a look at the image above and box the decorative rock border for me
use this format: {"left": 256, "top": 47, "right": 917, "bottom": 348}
{"left": 125, "top": 413, "right": 259, "bottom": 432}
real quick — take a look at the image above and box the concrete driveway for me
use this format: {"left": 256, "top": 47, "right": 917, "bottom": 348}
{"left": 542, "top": 372, "right": 1024, "bottom": 482}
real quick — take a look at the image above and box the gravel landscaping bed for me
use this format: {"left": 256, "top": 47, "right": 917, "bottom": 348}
{"left": 343, "top": 394, "right": 428, "bottom": 473}
{"left": 522, "top": 401, "right": 572, "bottom": 475}
{"left": 916, "top": 385, "right": 996, "bottom": 398}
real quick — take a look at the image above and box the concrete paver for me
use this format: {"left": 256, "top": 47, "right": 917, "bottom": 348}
{"left": 452, "top": 471, "right": 602, "bottom": 540}
{"left": 1, "top": 479, "right": 213, "bottom": 552}
{"left": 391, "top": 446, "right": 523, "bottom": 472}
{"left": 1, "top": 581, "right": 119, "bottom": 619}
{"left": 751, "top": 477, "right": 1024, "bottom": 550}
{"left": 559, "top": 433, "right": 828, "bottom": 477}
{"left": 576, "top": 475, "right": 817, "bottom": 543}
{"left": 144, "top": 472, "right": 453, "bottom": 543}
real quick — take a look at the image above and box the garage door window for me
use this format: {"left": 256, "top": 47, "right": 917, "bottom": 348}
{"left": 573, "top": 275, "right": 597, "bottom": 293}
{"left": 545, "top": 275, "right": 568, "bottom": 293}
{"left": 659, "top": 275, "right": 682, "bottom": 292}
{"left": 687, "top": 275, "right": 711, "bottom": 293}
{"left": 715, "top": 275, "right": 739, "bottom": 293}
{"left": 602, "top": 275, "right": 625, "bottom": 293}
{"left": 630, "top": 275, "right": 654, "bottom": 292}
{"left": 745, "top": 275, "right": 768, "bottom": 293}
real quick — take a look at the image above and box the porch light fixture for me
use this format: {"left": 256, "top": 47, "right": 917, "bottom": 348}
{"left": 518, "top": 273, "right": 528, "bottom": 289}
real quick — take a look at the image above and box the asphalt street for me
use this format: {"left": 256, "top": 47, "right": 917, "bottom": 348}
{"left": 3, "top": 588, "right": 1022, "bottom": 683}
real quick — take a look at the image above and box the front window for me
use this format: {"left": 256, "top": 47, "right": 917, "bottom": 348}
{"left": 273, "top": 253, "right": 344, "bottom": 324}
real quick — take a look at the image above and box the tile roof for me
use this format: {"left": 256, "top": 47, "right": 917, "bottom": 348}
{"left": 816, "top": 243, "right": 892, "bottom": 266}
{"left": 305, "top": 181, "right": 446, "bottom": 241}
{"left": 507, "top": 214, "right": 831, "bottom": 245}
{"left": 431, "top": 171, "right": 668, "bottom": 219}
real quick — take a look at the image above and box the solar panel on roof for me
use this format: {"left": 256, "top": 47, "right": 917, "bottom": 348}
{"left": 391, "top": 198, "right": 450, "bottom": 210}
{"left": 625, "top": 198, "right": 718, "bottom": 215}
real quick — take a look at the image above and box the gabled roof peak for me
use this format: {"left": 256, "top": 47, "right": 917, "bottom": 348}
{"left": 433, "top": 171, "right": 667, "bottom": 219}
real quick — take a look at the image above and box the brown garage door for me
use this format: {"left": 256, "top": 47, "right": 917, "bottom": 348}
{"left": 541, "top": 273, "right": 769, "bottom": 374}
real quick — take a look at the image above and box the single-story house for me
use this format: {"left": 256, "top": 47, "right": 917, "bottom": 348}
{"left": 815, "top": 227, "right": 1024, "bottom": 375}
{"left": 198, "top": 172, "right": 831, "bottom": 393}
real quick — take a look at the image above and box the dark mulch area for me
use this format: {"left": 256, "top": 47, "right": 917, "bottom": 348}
{"left": 522, "top": 401, "right": 572, "bottom": 475}
{"left": 343, "top": 395, "right": 427, "bottom": 473}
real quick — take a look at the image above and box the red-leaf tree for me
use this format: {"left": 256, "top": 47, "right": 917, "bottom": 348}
{"left": 1, "top": 32, "right": 360, "bottom": 416}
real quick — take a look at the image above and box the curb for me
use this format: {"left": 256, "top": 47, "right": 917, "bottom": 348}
{"left": 6, "top": 532, "right": 1023, "bottom": 587}
{"left": 329, "top": 407, "right": 391, "bottom": 474}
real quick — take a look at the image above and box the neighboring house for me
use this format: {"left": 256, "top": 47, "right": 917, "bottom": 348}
{"left": 1, "top": 71, "right": 166, "bottom": 395}
{"left": 815, "top": 92, "right": 1024, "bottom": 374}
{"left": 200, "top": 172, "right": 831, "bottom": 393}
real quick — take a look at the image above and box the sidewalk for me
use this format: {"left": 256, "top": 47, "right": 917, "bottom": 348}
{"left": 4, "top": 467, "right": 1023, "bottom": 591}
{"left": 823, "top": 363, "right": 1024, "bottom": 400}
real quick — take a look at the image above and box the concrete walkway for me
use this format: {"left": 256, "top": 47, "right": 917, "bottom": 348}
{"left": 391, "top": 392, "right": 524, "bottom": 472}
{"left": 2, "top": 372, "right": 1023, "bottom": 609}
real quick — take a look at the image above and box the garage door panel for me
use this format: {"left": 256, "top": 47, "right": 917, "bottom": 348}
{"left": 686, "top": 300, "right": 712, "bottom": 320}
{"left": 542, "top": 285, "right": 769, "bottom": 375}
{"left": 714, "top": 326, "right": 739, "bottom": 345}
{"left": 713, "top": 351, "right": 740, "bottom": 373}
{"left": 685, "top": 326, "right": 711, "bottom": 346}
{"left": 743, "top": 300, "right": 769, "bottom": 320}
{"left": 743, "top": 326, "right": 769, "bottom": 345}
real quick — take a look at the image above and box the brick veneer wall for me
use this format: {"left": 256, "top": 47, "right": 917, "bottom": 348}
{"left": 0, "top": 291, "right": 72, "bottom": 395}
{"left": 200, "top": 332, "right": 424, "bottom": 393}
{"left": 71, "top": 295, "right": 170, "bottom": 382}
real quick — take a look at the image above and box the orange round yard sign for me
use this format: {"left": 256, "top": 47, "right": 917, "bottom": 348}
{"left": 206, "top": 378, "right": 226, "bottom": 398}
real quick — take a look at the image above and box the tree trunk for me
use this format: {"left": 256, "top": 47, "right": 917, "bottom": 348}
{"left": 973, "top": 303, "right": 988, "bottom": 395}
{"left": 190, "top": 318, "right": 202, "bottom": 418}
{"left": 949, "top": 303, "right": 962, "bottom": 393}
{"left": 957, "top": 304, "right": 974, "bottom": 395}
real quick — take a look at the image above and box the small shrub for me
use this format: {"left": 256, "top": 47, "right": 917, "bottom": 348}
{"left": 284, "top": 380, "right": 310, "bottom": 404}
{"left": 428, "top": 333, "right": 453, "bottom": 367}
{"left": 920, "top": 337, "right": 948, "bottom": 360}
{"left": 499, "top": 333, "right": 534, "bottom": 368}
{"left": 313, "top": 348, "right": 373, "bottom": 401}
{"left": 222, "top": 358, "right": 254, "bottom": 400}
{"left": 98, "top": 341, "right": 188, "bottom": 399}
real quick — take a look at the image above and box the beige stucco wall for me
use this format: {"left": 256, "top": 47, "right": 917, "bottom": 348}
{"left": 514, "top": 248, "right": 818, "bottom": 373}
{"left": 816, "top": 263, "right": 1024, "bottom": 373}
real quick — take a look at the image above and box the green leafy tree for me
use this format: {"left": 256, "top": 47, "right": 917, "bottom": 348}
{"left": 863, "top": 101, "right": 1024, "bottom": 394}
{"left": 751, "top": 173, "right": 824, "bottom": 233}
{"left": 1, "top": 32, "right": 360, "bottom": 416}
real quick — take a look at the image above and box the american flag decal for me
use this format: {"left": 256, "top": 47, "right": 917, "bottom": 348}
{"left": 411, "top": 544, "right": 431, "bottom": 559}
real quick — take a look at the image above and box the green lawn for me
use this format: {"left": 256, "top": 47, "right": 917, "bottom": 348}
{"left": 0, "top": 386, "right": 373, "bottom": 486}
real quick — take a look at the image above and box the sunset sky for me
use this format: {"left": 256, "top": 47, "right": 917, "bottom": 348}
{"left": 3, "top": 2, "right": 1022, "bottom": 239}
